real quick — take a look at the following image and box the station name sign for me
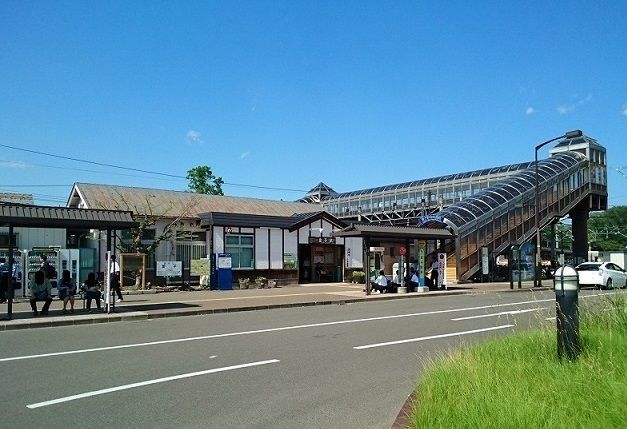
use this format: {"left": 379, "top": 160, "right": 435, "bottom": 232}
{"left": 417, "top": 215, "right": 445, "bottom": 225}
{"left": 309, "top": 237, "right": 336, "bottom": 244}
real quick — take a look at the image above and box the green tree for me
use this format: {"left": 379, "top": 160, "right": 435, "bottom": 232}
{"left": 186, "top": 165, "right": 224, "bottom": 195}
{"left": 588, "top": 206, "right": 627, "bottom": 251}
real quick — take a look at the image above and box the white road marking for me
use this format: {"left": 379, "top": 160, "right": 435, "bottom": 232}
{"left": 4, "top": 293, "right": 613, "bottom": 363}
{"left": 26, "top": 359, "right": 280, "bottom": 409}
{"left": 353, "top": 325, "right": 515, "bottom": 350}
{"left": 0, "top": 298, "right": 554, "bottom": 363}
{"left": 546, "top": 317, "right": 556, "bottom": 321}
{"left": 451, "top": 308, "right": 540, "bottom": 321}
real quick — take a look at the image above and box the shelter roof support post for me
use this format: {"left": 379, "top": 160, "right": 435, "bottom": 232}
{"left": 364, "top": 237, "right": 371, "bottom": 295}
{"left": 106, "top": 229, "right": 112, "bottom": 253}
{"left": 405, "top": 238, "right": 410, "bottom": 287}
{"left": 4, "top": 225, "right": 15, "bottom": 320}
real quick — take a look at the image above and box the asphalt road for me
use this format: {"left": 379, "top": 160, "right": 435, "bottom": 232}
{"left": 0, "top": 289, "right": 618, "bottom": 429}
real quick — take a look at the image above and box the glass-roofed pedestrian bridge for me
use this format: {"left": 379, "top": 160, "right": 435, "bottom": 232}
{"left": 301, "top": 133, "right": 608, "bottom": 282}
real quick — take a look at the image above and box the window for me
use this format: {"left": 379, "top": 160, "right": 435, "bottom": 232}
{"left": 225, "top": 234, "right": 254, "bottom": 269}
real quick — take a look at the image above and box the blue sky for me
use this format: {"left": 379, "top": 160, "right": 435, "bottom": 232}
{"left": 1, "top": 1, "right": 626, "bottom": 207}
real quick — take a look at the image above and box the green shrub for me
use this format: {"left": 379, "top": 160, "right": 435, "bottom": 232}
{"left": 352, "top": 271, "right": 366, "bottom": 284}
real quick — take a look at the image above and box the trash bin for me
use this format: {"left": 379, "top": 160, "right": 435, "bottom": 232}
{"left": 335, "top": 266, "right": 342, "bottom": 282}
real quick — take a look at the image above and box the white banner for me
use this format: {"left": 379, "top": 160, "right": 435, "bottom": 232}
{"left": 481, "top": 247, "right": 489, "bottom": 275}
{"left": 437, "top": 253, "right": 447, "bottom": 288}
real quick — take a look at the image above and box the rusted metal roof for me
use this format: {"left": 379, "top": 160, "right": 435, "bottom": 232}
{"left": 0, "top": 203, "right": 137, "bottom": 229}
{"left": 0, "top": 193, "right": 34, "bottom": 205}
{"left": 69, "top": 183, "right": 323, "bottom": 218}
{"left": 332, "top": 223, "right": 454, "bottom": 239}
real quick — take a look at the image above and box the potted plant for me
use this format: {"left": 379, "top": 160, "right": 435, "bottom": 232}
{"left": 238, "top": 277, "right": 250, "bottom": 289}
{"left": 254, "top": 276, "right": 267, "bottom": 288}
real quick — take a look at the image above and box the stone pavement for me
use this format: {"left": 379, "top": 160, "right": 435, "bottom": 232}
{"left": 0, "top": 281, "right": 547, "bottom": 331}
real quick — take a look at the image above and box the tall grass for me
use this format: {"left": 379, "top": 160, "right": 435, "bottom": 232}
{"left": 410, "top": 294, "right": 627, "bottom": 429}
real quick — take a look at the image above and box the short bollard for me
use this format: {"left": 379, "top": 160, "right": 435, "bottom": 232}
{"left": 553, "top": 266, "right": 580, "bottom": 361}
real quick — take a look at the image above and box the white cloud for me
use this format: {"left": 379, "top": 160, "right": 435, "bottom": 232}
{"left": 186, "top": 130, "right": 204, "bottom": 144}
{"left": 525, "top": 107, "right": 535, "bottom": 115}
{"left": 557, "top": 93, "right": 592, "bottom": 115}
{"left": 240, "top": 151, "right": 250, "bottom": 159}
{"left": 0, "top": 160, "right": 29, "bottom": 169}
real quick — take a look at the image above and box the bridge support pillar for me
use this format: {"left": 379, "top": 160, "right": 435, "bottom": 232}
{"left": 550, "top": 222, "right": 557, "bottom": 263}
{"left": 570, "top": 201, "right": 589, "bottom": 265}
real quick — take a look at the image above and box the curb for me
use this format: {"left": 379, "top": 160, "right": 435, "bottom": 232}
{"left": 0, "top": 287, "right": 549, "bottom": 331}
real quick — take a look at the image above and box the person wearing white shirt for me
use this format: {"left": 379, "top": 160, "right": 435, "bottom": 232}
{"left": 374, "top": 270, "right": 388, "bottom": 293}
{"left": 108, "top": 254, "right": 123, "bottom": 302}
{"left": 409, "top": 268, "right": 419, "bottom": 292}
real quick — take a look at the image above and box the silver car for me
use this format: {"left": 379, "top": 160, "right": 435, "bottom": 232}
{"left": 575, "top": 262, "right": 627, "bottom": 289}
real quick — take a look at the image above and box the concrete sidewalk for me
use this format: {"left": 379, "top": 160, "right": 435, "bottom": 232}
{"left": 0, "top": 281, "right": 547, "bottom": 331}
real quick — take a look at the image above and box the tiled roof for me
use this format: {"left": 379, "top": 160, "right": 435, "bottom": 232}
{"left": 70, "top": 183, "right": 323, "bottom": 218}
{"left": 0, "top": 193, "right": 34, "bottom": 205}
{"left": 0, "top": 203, "right": 136, "bottom": 229}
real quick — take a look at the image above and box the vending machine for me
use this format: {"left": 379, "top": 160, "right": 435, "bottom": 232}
{"left": 27, "top": 247, "right": 60, "bottom": 295}
{"left": 0, "top": 248, "right": 25, "bottom": 297}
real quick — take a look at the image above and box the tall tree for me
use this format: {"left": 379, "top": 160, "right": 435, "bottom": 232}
{"left": 186, "top": 165, "right": 224, "bottom": 195}
{"left": 588, "top": 206, "right": 627, "bottom": 251}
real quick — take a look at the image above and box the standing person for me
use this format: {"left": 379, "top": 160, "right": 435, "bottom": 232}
{"left": 40, "top": 254, "right": 56, "bottom": 279}
{"left": 430, "top": 257, "right": 439, "bottom": 290}
{"left": 0, "top": 257, "right": 9, "bottom": 303}
{"left": 108, "top": 254, "right": 123, "bottom": 302}
{"left": 57, "top": 269, "right": 76, "bottom": 314}
{"left": 29, "top": 270, "right": 53, "bottom": 316}
{"left": 84, "top": 272, "right": 101, "bottom": 312}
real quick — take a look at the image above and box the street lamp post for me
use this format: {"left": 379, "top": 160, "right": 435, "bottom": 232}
{"left": 534, "top": 130, "right": 583, "bottom": 287}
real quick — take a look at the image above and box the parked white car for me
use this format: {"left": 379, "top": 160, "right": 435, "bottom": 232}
{"left": 575, "top": 262, "right": 627, "bottom": 289}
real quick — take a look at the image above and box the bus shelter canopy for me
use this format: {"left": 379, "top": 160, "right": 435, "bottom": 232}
{"left": 0, "top": 203, "right": 137, "bottom": 229}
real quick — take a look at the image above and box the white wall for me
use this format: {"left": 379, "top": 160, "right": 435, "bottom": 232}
{"left": 298, "top": 226, "right": 309, "bottom": 244}
{"left": 269, "top": 229, "right": 283, "bottom": 269}
{"left": 321, "top": 220, "right": 333, "bottom": 238}
{"left": 4, "top": 227, "right": 67, "bottom": 250}
{"left": 284, "top": 230, "right": 298, "bottom": 257}
{"left": 213, "top": 226, "right": 225, "bottom": 254}
{"left": 255, "top": 228, "right": 269, "bottom": 269}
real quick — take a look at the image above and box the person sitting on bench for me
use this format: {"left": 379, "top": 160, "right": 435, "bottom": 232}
{"left": 409, "top": 268, "right": 419, "bottom": 292}
{"left": 373, "top": 270, "right": 389, "bottom": 293}
{"left": 29, "top": 270, "right": 53, "bottom": 316}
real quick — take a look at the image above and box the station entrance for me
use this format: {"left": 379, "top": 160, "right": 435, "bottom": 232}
{"left": 298, "top": 241, "right": 344, "bottom": 283}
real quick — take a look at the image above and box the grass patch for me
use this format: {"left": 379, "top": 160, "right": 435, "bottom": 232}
{"left": 410, "top": 294, "right": 627, "bottom": 429}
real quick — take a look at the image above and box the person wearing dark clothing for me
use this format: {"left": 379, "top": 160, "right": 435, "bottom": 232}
{"left": 0, "top": 257, "right": 9, "bottom": 303}
{"left": 108, "top": 254, "right": 123, "bottom": 302}
{"left": 84, "top": 272, "right": 101, "bottom": 312}
{"left": 430, "top": 257, "right": 439, "bottom": 290}
{"left": 29, "top": 270, "right": 53, "bottom": 316}
{"left": 57, "top": 269, "right": 77, "bottom": 314}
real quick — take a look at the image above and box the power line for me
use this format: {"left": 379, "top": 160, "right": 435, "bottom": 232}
{"left": 0, "top": 143, "right": 309, "bottom": 193}
{"left": 0, "top": 143, "right": 184, "bottom": 179}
